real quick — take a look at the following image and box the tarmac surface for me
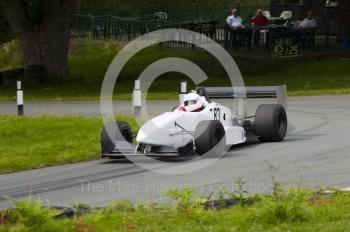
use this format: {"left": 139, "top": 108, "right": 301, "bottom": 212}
{"left": 1, "top": 95, "right": 350, "bottom": 209}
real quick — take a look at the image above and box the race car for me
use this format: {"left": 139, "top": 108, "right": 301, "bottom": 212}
{"left": 101, "top": 86, "right": 288, "bottom": 158}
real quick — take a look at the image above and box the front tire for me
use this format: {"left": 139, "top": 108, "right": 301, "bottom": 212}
{"left": 194, "top": 120, "right": 226, "bottom": 156}
{"left": 101, "top": 121, "right": 132, "bottom": 154}
{"left": 254, "top": 104, "right": 287, "bottom": 142}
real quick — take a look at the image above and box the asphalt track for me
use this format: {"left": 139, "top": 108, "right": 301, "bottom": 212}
{"left": 1, "top": 96, "right": 350, "bottom": 209}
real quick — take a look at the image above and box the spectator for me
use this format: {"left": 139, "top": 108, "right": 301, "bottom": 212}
{"left": 252, "top": 9, "right": 268, "bottom": 27}
{"left": 227, "top": 8, "right": 245, "bottom": 29}
{"left": 294, "top": 11, "right": 317, "bottom": 29}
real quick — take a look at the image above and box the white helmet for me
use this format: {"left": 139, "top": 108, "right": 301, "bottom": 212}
{"left": 182, "top": 93, "right": 204, "bottom": 112}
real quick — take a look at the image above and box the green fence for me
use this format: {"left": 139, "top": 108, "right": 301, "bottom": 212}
{"left": 71, "top": 4, "right": 345, "bottom": 57}
{"left": 148, "top": 4, "right": 269, "bottom": 23}
{"left": 70, "top": 3, "right": 270, "bottom": 39}
{"left": 158, "top": 24, "right": 342, "bottom": 57}
{"left": 71, "top": 14, "right": 159, "bottom": 40}
{"left": 110, "top": 17, "right": 158, "bottom": 41}
{"left": 71, "top": 14, "right": 94, "bottom": 37}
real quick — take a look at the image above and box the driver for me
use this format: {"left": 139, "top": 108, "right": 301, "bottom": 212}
{"left": 178, "top": 93, "right": 206, "bottom": 112}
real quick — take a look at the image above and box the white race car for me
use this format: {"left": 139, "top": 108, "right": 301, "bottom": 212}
{"left": 101, "top": 86, "right": 288, "bottom": 158}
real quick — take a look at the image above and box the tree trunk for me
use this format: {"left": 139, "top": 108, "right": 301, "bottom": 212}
{"left": 39, "top": 1, "right": 72, "bottom": 78}
{"left": 1, "top": 0, "right": 75, "bottom": 78}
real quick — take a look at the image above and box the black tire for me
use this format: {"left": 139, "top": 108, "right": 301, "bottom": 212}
{"left": 254, "top": 104, "right": 287, "bottom": 142}
{"left": 101, "top": 121, "right": 132, "bottom": 154}
{"left": 50, "top": 206, "right": 75, "bottom": 219}
{"left": 194, "top": 120, "right": 226, "bottom": 156}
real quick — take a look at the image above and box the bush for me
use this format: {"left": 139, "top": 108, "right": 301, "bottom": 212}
{"left": 1, "top": 188, "right": 350, "bottom": 231}
{"left": 70, "top": 38, "right": 121, "bottom": 58}
{"left": 3, "top": 198, "right": 75, "bottom": 232}
{"left": 0, "top": 40, "right": 23, "bottom": 71}
{"left": 253, "top": 189, "right": 313, "bottom": 224}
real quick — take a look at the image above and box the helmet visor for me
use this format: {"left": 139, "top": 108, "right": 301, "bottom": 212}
{"left": 184, "top": 100, "right": 197, "bottom": 106}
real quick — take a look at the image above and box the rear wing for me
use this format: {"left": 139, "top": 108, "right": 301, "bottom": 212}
{"left": 198, "top": 85, "right": 288, "bottom": 109}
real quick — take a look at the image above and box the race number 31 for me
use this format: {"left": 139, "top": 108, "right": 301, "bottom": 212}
{"left": 213, "top": 108, "right": 221, "bottom": 120}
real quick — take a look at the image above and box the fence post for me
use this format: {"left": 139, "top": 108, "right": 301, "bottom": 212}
{"left": 128, "top": 23, "right": 131, "bottom": 41}
{"left": 224, "top": 26, "right": 228, "bottom": 50}
{"left": 132, "top": 80, "right": 141, "bottom": 117}
{"left": 325, "top": 19, "right": 330, "bottom": 49}
{"left": 117, "top": 19, "right": 120, "bottom": 40}
{"left": 90, "top": 14, "right": 94, "bottom": 37}
{"left": 17, "top": 80, "right": 24, "bottom": 116}
{"left": 267, "top": 29, "right": 273, "bottom": 57}
{"left": 179, "top": 81, "right": 187, "bottom": 104}
{"left": 343, "top": 33, "right": 349, "bottom": 49}
{"left": 104, "top": 14, "right": 110, "bottom": 39}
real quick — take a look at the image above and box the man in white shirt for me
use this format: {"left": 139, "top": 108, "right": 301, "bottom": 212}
{"left": 295, "top": 11, "right": 317, "bottom": 29}
{"left": 226, "top": 8, "right": 245, "bottom": 29}
{"left": 299, "top": 11, "right": 317, "bottom": 28}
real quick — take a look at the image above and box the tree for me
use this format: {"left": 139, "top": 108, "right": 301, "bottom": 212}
{"left": 1, "top": 0, "right": 79, "bottom": 78}
{"left": 0, "top": 7, "right": 14, "bottom": 44}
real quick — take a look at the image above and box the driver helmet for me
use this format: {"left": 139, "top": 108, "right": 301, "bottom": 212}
{"left": 182, "top": 93, "right": 204, "bottom": 112}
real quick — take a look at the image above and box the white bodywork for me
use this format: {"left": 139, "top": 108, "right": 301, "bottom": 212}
{"left": 136, "top": 99, "right": 246, "bottom": 149}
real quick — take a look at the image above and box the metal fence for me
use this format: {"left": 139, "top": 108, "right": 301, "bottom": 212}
{"left": 71, "top": 14, "right": 159, "bottom": 41}
{"left": 70, "top": 2, "right": 271, "bottom": 39}
{"left": 71, "top": 14, "right": 94, "bottom": 37}
{"left": 148, "top": 4, "right": 269, "bottom": 23}
{"left": 157, "top": 20, "right": 343, "bottom": 56}
{"left": 71, "top": 7, "right": 346, "bottom": 57}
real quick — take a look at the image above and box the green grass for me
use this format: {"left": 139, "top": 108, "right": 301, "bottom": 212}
{"left": 0, "top": 39, "right": 350, "bottom": 101}
{"left": 0, "top": 115, "right": 136, "bottom": 174}
{"left": 1, "top": 188, "right": 350, "bottom": 231}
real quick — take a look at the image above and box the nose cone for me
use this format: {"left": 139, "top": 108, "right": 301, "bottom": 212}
{"left": 136, "top": 112, "right": 183, "bottom": 146}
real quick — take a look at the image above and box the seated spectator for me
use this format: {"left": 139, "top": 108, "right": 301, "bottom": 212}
{"left": 227, "top": 8, "right": 245, "bottom": 29}
{"left": 252, "top": 9, "right": 268, "bottom": 27}
{"left": 294, "top": 11, "right": 317, "bottom": 29}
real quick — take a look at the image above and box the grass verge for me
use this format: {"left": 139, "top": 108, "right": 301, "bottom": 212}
{"left": 1, "top": 187, "right": 350, "bottom": 231}
{"left": 0, "top": 115, "right": 136, "bottom": 174}
{"left": 0, "top": 39, "right": 349, "bottom": 101}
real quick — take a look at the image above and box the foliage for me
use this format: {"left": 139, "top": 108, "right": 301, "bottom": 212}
{"left": 80, "top": 0, "right": 232, "bottom": 15}
{"left": 0, "top": 40, "right": 23, "bottom": 71}
{"left": 0, "top": 11, "right": 14, "bottom": 43}
{"left": 26, "top": 0, "right": 49, "bottom": 24}
{"left": 10, "top": 198, "right": 58, "bottom": 230}
{"left": 0, "top": 39, "right": 350, "bottom": 100}
{"left": 1, "top": 188, "right": 350, "bottom": 231}
{"left": 254, "top": 189, "right": 313, "bottom": 224}
{"left": 79, "top": 0, "right": 132, "bottom": 15}
{"left": 103, "top": 200, "right": 135, "bottom": 213}
{"left": 0, "top": 198, "right": 75, "bottom": 231}
{"left": 78, "top": 0, "right": 270, "bottom": 16}
{"left": 70, "top": 38, "right": 121, "bottom": 58}
{"left": 163, "top": 188, "right": 200, "bottom": 210}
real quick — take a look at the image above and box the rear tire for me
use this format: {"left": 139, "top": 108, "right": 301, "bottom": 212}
{"left": 254, "top": 104, "right": 287, "bottom": 142}
{"left": 194, "top": 120, "right": 226, "bottom": 156}
{"left": 101, "top": 121, "right": 132, "bottom": 154}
